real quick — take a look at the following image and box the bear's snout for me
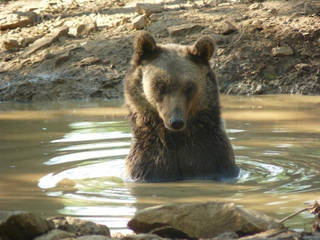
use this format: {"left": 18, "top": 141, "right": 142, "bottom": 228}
{"left": 169, "top": 108, "right": 185, "bottom": 131}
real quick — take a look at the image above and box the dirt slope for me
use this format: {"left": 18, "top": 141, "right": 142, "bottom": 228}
{"left": 0, "top": 0, "right": 319, "bottom": 101}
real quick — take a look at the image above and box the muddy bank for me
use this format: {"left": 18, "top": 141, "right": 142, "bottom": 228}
{"left": 0, "top": 0, "right": 319, "bottom": 102}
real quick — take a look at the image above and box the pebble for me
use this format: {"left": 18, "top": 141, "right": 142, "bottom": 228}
{"left": 136, "top": 3, "right": 164, "bottom": 16}
{"left": 221, "top": 21, "right": 238, "bottom": 35}
{"left": 272, "top": 45, "right": 294, "bottom": 56}
{"left": 132, "top": 15, "right": 146, "bottom": 30}
{"left": 167, "top": 24, "right": 204, "bottom": 38}
{"left": 1, "top": 39, "right": 19, "bottom": 50}
{"left": 0, "top": 11, "right": 38, "bottom": 30}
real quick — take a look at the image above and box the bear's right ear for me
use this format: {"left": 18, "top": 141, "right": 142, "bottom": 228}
{"left": 132, "top": 31, "right": 157, "bottom": 64}
{"left": 188, "top": 36, "right": 215, "bottom": 63}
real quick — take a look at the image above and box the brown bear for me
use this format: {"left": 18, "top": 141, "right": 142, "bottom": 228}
{"left": 124, "top": 31, "right": 239, "bottom": 182}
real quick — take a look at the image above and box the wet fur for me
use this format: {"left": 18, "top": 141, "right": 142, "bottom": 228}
{"left": 125, "top": 31, "right": 239, "bottom": 182}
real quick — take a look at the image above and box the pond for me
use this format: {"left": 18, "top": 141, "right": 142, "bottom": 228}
{"left": 0, "top": 95, "right": 320, "bottom": 234}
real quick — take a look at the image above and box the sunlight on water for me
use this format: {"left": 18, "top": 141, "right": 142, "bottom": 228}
{"left": 44, "top": 149, "right": 130, "bottom": 165}
{"left": 1, "top": 95, "right": 320, "bottom": 233}
{"left": 38, "top": 160, "right": 125, "bottom": 189}
{"left": 52, "top": 132, "right": 132, "bottom": 143}
{"left": 58, "top": 142, "right": 131, "bottom": 151}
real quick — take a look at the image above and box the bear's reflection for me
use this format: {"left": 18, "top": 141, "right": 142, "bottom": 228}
{"left": 126, "top": 180, "right": 240, "bottom": 212}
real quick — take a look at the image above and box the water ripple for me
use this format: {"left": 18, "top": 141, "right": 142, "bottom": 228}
{"left": 38, "top": 114, "right": 320, "bottom": 232}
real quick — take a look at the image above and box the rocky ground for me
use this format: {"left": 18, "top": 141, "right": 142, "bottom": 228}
{"left": 0, "top": 0, "right": 319, "bottom": 102}
{"left": 1, "top": 202, "right": 320, "bottom": 240}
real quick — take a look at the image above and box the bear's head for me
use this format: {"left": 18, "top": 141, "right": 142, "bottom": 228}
{"left": 126, "top": 31, "right": 217, "bottom": 132}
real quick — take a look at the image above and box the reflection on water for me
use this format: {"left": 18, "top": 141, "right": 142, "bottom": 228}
{"left": 1, "top": 96, "right": 320, "bottom": 233}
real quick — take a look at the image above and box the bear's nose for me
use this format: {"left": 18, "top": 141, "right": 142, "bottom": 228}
{"left": 170, "top": 118, "right": 184, "bottom": 130}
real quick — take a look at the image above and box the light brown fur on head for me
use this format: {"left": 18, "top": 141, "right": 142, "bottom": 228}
{"left": 126, "top": 31, "right": 217, "bottom": 131}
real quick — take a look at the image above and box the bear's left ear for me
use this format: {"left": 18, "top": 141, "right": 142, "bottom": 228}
{"left": 188, "top": 36, "right": 215, "bottom": 62}
{"left": 133, "top": 31, "right": 157, "bottom": 64}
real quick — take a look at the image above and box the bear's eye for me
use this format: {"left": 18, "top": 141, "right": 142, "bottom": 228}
{"left": 185, "top": 83, "right": 195, "bottom": 99}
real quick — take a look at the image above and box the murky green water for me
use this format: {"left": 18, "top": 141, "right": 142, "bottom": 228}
{"left": 1, "top": 96, "right": 320, "bottom": 234}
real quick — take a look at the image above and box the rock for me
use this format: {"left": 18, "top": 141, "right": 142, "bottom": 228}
{"left": 23, "top": 25, "right": 69, "bottom": 57}
{"left": 149, "top": 13, "right": 162, "bottom": 23}
{"left": 78, "top": 56, "right": 101, "bottom": 67}
{"left": 20, "top": 35, "right": 44, "bottom": 48}
{"left": 251, "top": 20, "right": 263, "bottom": 29}
{"left": 132, "top": 15, "right": 146, "bottom": 30}
{"left": 0, "top": 11, "right": 38, "bottom": 30}
{"left": 221, "top": 21, "right": 238, "bottom": 35}
{"left": 239, "top": 229, "right": 299, "bottom": 240}
{"left": 0, "top": 211, "right": 54, "bottom": 240}
{"left": 1, "top": 39, "right": 19, "bottom": 50}
{"left": 304, "top": 2, "right": 318, "bottom": 15}
{"left": 211, "top": 33, "right": 232, "bottom": 46}
{"left": 216, "top": 231, "right": 239, "bottom": 239}
{"left": 55, "top": 52, "right": 71, "bottom": 66}
{"left": 149, "top": 20, "right": 169, "bottom": 38}
{"left": 268, "top": 8, "right": 278, "bottom": 15}
{"left": 33, "top": 229, "right": 74, "bottom": 240}
{"left": 205, "top": 0, "right": 217, "bottom": 7}
{"left": 76, "top": 235, "right": 110, "bottom": 240}
{"left": 69, "top": 21, "right": 98, "bottom": 37}
{"left": 83, "top": 21, "right": 98, "bottom": 35}
{"left": 136, "top": 3, "right": 164, "bottom": 16}
{"left": 168, "top": 24, "right": 204, "bottom": 38}
{"left": 218, "top": 2, "right": 231, "bottom": 7}
{"left": 295, "top": 63, "right": 311, "bottom": 71}
{"left": 69, "top": 24, "right": 86, "bottom": 37}
{"left": 122, "top": 233, "right": 164, "bottom": 240}
{"left": 272, "top": 45, "right": 294, "bottom": 57}
{"left": 150, "top": 226, "right": 190, "bottom": 238}
{"left": 127, "top": 202, "right": 284, "bottom": 239}
{"left": 248, "top": 3, "right": 263, "bottom": 10}
{"left": 50, "top": 216, "right": 110, "bottom": 237}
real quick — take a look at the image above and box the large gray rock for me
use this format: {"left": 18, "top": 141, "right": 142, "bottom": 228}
{"left": 127, "top": 202, "right": 284, "bottom": 239}
{"left": 0, "top": 211, "right": 53, "bottom": 240}
{"left": 49, "top": 216, "right": 110, "bottom": 237}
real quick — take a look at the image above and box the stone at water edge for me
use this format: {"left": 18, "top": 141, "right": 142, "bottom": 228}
{"left": 49, "top": 216, "right": 111, "bottom": 237}
{"left": 122, "top": 233, "right": 165, "bottom": 240}
{"left": 127, "top": 202, "right": 284, "bottom": 239}
{"left": 0, "top": 210, "right": 54, "bottom": 240}
{"left": 75, "top": 235, "right": 110, "bottom": 240}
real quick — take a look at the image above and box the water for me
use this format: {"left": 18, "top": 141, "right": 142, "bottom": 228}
{"left": 1, "top": 95, "right": 320, "bottom": 234}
